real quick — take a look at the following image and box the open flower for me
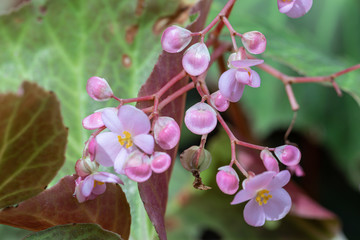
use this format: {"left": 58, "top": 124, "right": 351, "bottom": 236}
{"left": 219, "top": 54, "right": 263, "bottom": 102}
{"left": 231, "top": 170, "right": 292, "bottom": 227}
{"left": 277, "top": 0, "right": 313, "bottom": 18}
{"left": 74, "top": 172, "right": 123, "bottom": 203}
{"left": 95, "top": 105, "right": 154, "bottom": 174}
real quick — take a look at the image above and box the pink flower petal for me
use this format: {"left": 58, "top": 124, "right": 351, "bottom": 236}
{"left": 118, "top": 105, "right": 150, "bottom": 136}
{"left": 81, "top": 175, "right": 95, "bottom": 197}
{"left": 231, "top": 189, "right": 255, "bottom": 205}
{"left": 248, "top": 70, "right": 261, "bottom": 88}
{"left": 93, "top": 172, "right": 123, "bottom": 184}
{"left": 243, "top": 199, "right": 266, "bottom": 227}
{"left": 267, "top": 170, "right": 291, "bottom": 191}
{"left": 95, "top": 132, "right": 122, "bottom": 167}
{"left": 284, "top": 0, "right": 313, "bottom": 18}
{"left": 125, "top": 164, "right": 152, "bottom": 182}
{"left": 82, "top": 111, "right": 104, "bottom": 130}
{"left": 101, "top": 108, "right": 123, "bottom": 134}
{"left": 114, "top": 148, "right": 130, "bottom": 174}
{"left": 244, "top": 171, "right": 276, "bottom": 192}
{"left": 151, "top": 152, "right": 171, "bottom": 173}
{"left": 133, "top": 134, "right": 154, "bottom": 154}
{"left": 277, "top": 0, "right": 295, "bottom": 13}
{"left": 263, "top": 188, "right": 292, "bottom": 221}
{"left": 182, "top": 43, "right": 210, "bottom": 76}
{"left": 92, "top": 183, "right": 106, "bottom": 195}
{"left": 218, "top": 69, "right": 245, "bottom": 102}
{"left": 184, "top": 102, "right": 217, "bottom": 135}
{"left": 231, "top": 59, "right": 264, "bottom": 68}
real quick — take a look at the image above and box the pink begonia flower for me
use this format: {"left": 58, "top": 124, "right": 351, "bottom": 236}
{"left": 216, "top": 166, "right": 240, "bottom": 195}
{"left": 277, "top": 0, "right": 313, "bottom": 18}
{"left": 95, "top": 105, "right": 154, "bottom": 174}
{"left": 288, "top": 164, "right": 305, "bottom": 177}
{"left": 260, "top": 149, "right": 280, "bottom": 172}
{"left": 184, "top": 102, "right": 217, "bottom": 135}
{"left": 154, "top": 117, "right": 180, "bottom": 150}
{"left": 74, "top": 172, "right": 123, "bottom": 203}
{"left": 274, "top": 145, "right": 301, "bottom": 166}
{"left": 241, "top": 31, "right": 267, "bottom": 54}
{"left": 161, "top": 25, "right": 192, "bottom": 53}
{"left": 231, "top": 170, "right": 292, "bottom": 227}
{"left": 151, "top": 152, "right": 171, "bottom": 174}
{"left": 210, "top": 90, "right": 230, "bottom": 112}
{"left": 86, "top": 76, "right": 113, "bottom": 101}
{"left": 182, "top": 42, "right": 210, "bottom": 76}
{"left": 219, "top": 55, "right": 263, "bottom": 102}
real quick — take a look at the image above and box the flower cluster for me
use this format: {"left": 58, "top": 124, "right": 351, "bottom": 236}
{"left": 75, "top": 0, "right": 311, "bottom": 229}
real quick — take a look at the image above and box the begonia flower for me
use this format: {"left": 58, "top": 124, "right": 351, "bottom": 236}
{"left": 74, "top": 172, "right": 123, "bottom": 203}
{"left": 82, "top": 108, "right": 117, "bottom": 130}
{"left": 184, "top": 102, "right": 217, "bottom": 135}
{"left": 277, "top": 0, "right": 313, "bottom": 18}
{"left": 86, "top": 76, "right": 113, "bottom": 101}
{"left": 216, "top": 166, "right": 239, "bottom": 195}
{"left": 95, "top": 105, "right": 154, "bottom": 174}
{"left": 219, "top": 57, "right": 263, "bottom": 102}
{"left": 161, "top": 25, "right": 192, "bottom": 53}
{"left": 274, "top": 145, "right": 301, "bottom": 166}
{"left": 154, "top": 117, "right": 180, "bottom": 150}
{"left": 231, "top": 170, "right": 292, "bottom": 227}
{"left": 182, "top": 42, "right": 210, "bottom": 76}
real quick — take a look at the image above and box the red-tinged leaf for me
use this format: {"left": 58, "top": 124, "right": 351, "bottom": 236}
{"left": 136, "top": 1, "right": 212, "bottom": 239}
{"left": 0, "top": 81, "right": 67, "bottom": 208}
{"left": 0, "top": 175, "right": 131, "bottom": 240}
{"left": 25, "top": 223, "right": 123, "bottom": 240}
{"left": 0, "top": 0, "right": 30, "bottom": 15}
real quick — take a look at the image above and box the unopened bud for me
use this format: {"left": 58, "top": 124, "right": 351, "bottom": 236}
{"left": 182, "top": 43, "right": 210, "bottom": 76}
{"left": 210, "top": 91, "right": 229, "bottom": 112}
{"left": 241, "top": 31, "right": 266, "bottom": 54}
{"left": 216, "top": 166, "right": 239, "bottom": 195}
{"left": 75, "top": 156, "right": 98, "bottom": 177}
{"left": 161, "top": 26, "right": 192, "bottom": 53}
{"left": 151, "top": 152, "right": 171, "bottom": 174}
{"left": 274, "top": 145, "right": 301, "bottom": 166}
{"left": 180, "top": 146, "right": 212, "bottom": 172}
{"left": 154, "top": 117, "right": 180, "bottom": 150}
{"left": 124, "top": 150, "right": 152, "bottom": 182}
{"left": 86, "top": 76, "right": 113, "bottom": 101}
{"left": 185, "top": 102, "right": 217, "bottom": 135}
{"left": 260, "top": 149, "right": 279, "bottom": 172}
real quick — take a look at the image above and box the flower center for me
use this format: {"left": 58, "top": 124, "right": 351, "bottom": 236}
{"left": 93, "top": 180, "right": 104, "bottom": 188}
{"left": 255, "top": 189, "right": 272, "bottom": 206}
{"left": 118, "top": 131, "right": 133, "bottom": 148}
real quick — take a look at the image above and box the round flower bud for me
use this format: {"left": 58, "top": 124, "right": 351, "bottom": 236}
{"left": 260, "top": 149, "right": 279, "bottom": 172}
{"left": 82, "top": 112, "right": 103, "bottom": 130}
{"left": 180, "top": 146, "right": 212, "bottom": 172}
{"left": 241, "top": 31, "right": 266, "bottom": 54}
{"left": 274, "top": 145, "right": 301, "bottom": 166}
{"left": 125, "top": 150, "right": 152, "bottom": 182}
{"left": 185, "top": 102, "right": 217, "bottom": 135}
{"left": 75, "top": 156, "right": 98, "bottom": 177}
{"left": 216, "top": 166, "right": 239, "bottom": 195}
{"left": 210, "top": 91, "right": 230, "bottom": 112}
{"left": 161, "top": 25, "right": 192, "bottom": 53}
{"left": 182, "top": 43, "right": 210, "bottom": 76}
{"left": 86, "top": 76, "right": 113, "bottom": 101}
{"left": 154, "top": 117, "right": 180, "bottom": 150}
{"left": 151, "top": 152, "right": 171, "bottom": 174}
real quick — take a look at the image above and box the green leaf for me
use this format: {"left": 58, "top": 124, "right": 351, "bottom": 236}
{"left": 0, "top": 0, "right": 185, "bottom": 186}
{"left": 25, "top": 223, "right": 122, "bottom": 240}
{"left": 0, "top": 82, "right": 67, "bottom": 208}
{"left": 0, "top": 175, "right": 131, "bottom": 239}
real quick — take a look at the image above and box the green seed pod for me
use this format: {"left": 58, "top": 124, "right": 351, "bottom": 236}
{"left": 180, "top": 146, "right": 212, "bottom": 172}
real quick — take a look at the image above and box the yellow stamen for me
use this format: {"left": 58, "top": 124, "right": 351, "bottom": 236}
{"left": 93, "top": 180, "right": 104, "bottom": 188}
{"left": 255, "top": 189, "right": 272, "bottom": 206}
{"left": 118, "top": 131, "right": 133, "bottom": 148}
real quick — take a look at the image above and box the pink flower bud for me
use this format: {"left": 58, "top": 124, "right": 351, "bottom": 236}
{"left": 161, "top": 26, "right": 192, "bottom": 53}
{"left": 288, "top": 164, "right": 305, "bottom": 177}
{"left": 82, "top": 112, "right": 103, "bottom": 130}
{"left": 277, "top": 0, "right": 313, "bottom": 18}
{"left": 151, "top": 152, "right": 171, "bottom": 173}
{"left": 184, "top": 102, "right": 217, "bottom": 135}
{"left": 124, "top": 150, "right": 152, "bottom": 182}
{"left": 86, "top": 76, "right": 113, "bottom": 101}
{"left": 241, "top": 31, "right": 266, "bottom": 54}
{"left": 154, "top": 117, "right": 180, "bottom": 150}
{"left": 182, "top": 43, "right": 210, "bottom": 76}
{"left": 75, "top": 156, "right": 98, "bottom": 177}
{"left": 216, "top": 166, "right": 239, "bottom": 195}
{"left": 260, "top": 149, "right": 279, "bottom": 172}
{"left": 87, "top": 138, "right": 97, "bottom": 161}
{"left": 274, "top": 145, "right": 301, "bottom": 166}
{"left": 210, "top": 91, "right": 230, "bottom": 112}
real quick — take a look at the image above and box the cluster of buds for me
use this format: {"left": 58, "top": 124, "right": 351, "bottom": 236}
{"left": 75, "top": 0, "right": 314, "bottom": 228}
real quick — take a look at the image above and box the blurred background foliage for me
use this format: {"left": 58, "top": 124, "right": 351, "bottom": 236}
{"left": 0, "top": 0, "right": 359, "bottom": 239}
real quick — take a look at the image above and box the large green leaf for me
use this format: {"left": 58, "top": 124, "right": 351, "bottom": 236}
{"left": 0, "top": 82, "right": 67, "bottom": 208}
{"left": 0, "top": 0, "right": 184, "bottom": 185}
